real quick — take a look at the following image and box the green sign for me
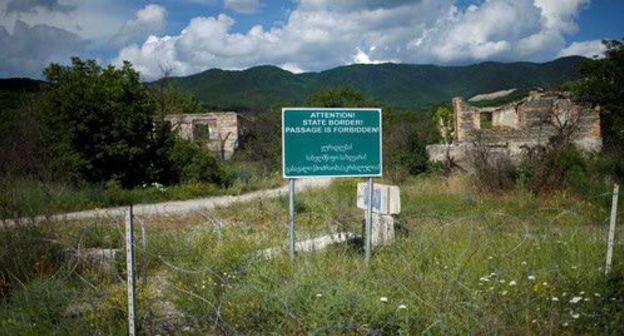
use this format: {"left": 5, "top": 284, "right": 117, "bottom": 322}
{"left": 282, "top": 108, "right": 382, "bottom": 178}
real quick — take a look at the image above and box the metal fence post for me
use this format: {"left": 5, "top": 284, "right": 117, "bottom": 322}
{"left": 125, "top": 206, "right": 137, "bottom": 336}
{"left": 606, "top": 184, "right": 620, "bottom": 275}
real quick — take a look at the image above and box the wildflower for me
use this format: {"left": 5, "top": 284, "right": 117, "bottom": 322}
{"left": 580, "top": 291, "right": 585, "bottom": 295}
{"left": 571, "top": 265, "right": 578, "bottom": 270}
{"left": 380, "top": 297, "right": 388, "bottom": 302}
{"left": 316, "top": 293, "right": 323, "bottom": 298}
{"left": 479, "top": 276, "right": 490, "bottom": 282}
{"left": 531, "top": 319, "right": 538, "bottom": 324}
{"left": 528, "top": 275, "right": 536, "bottom": 281}
{"left": 542, "top": 282, "right": 548, "bottom": 286}
{"left": 552, "top": 297, "right": 559, "bottom": 302}
{"left": 501, "top": 290, "right": 508, "bottom": 296}
{"left": 562, "top": 292, "right": 567, "bottom": 297}
{"left": 489, "top": 287, "right": 494, "bottom": 291}
{"left": 499, "top": 279, "right": 506, "bottom": 284}
{"left": 521, "top": 261, "right": 527, "bottom": 266}
{"left": 509, "top": 280, "right": 517, "bottom": 286}
{"left": 570, "top": 312, "right": 580, "bottom": 319}
{"left": 584, "top": 298, "right": 590, "bottom": 302}
{"left": 594, "top": 293, "right": 601, "bottom": 297}
{"left": 490, "top": 272, "right": 496, "bottom": 277}
{"left": 563, "top": 322, "right": 569, "bottom": 327}
{"left": 398, "top": 304, "right": 407, "bottom": 310}
{"left": 488, "top": 256, "right": 493, "bottom": 260}
{"left": 570, "top": 296, "right": 582, "bottom": 304}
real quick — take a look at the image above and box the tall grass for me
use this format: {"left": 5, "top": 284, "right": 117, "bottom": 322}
{"left": 1, "top": 175, "right": 622, "bottom": 334}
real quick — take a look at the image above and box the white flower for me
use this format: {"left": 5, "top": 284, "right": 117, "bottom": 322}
{"left": 580, "top": 291, "right": 585, "bottom": 295}
{"left": 499, "top": 279, "right": 506, "bottom": 284}
{"left": 488, "top": 256, "right": 493, "bottom": 260}
{"left": 563, "top": 322, "right": 569, "bottom": 327}
{"left": 380, "top": 297, "right": 388, "bottom": 302}
{"left": 570, "top": 296, "right": 582, "bottom": 304}
{"left": 542, "top": 282, "right": 548, "bottom": 286}
{"left": 521, "top": 261, "right": 527, "bottom": 266}
{"left": 552, "top": 297, "right": 559, "bottom": 302}
{"left": 479, "top": 277, "right": 490, "bottom": 282}
{"left": 490, "top": 272, "right": 496, "bottom": 277}
{"left": 594, "top": 293, "right": 601, "bottom": 297}
{"left": 571, "top": 312, "right": 580, "bottom": 319}
{"left": 398, "top": 304, "right": 407, "bottom": 310}
{"left": 501, "top": 290, "right": 508, "bottom": 296}
{"left": 584, "top": 298, "right": 590, "bottom": 302}
{"left": 509, "top": 280, "right": 517, "bottom": 286}
{"left": 531, "top": 319, "right": 538, "bottom": 324}
{"left": 528, "top": 275, "right": 536, "bottom": 281}
{"left": 316, "top": 293, "right": 323, "bottom": 298}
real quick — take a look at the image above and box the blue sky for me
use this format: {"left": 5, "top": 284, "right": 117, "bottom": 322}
{"left": 1, "top": 0, "right": 622, "bottom": 79}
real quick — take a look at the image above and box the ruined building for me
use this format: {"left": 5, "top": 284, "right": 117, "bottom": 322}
{"left": 426, "top": 90, "right": 602, "bottom": 169}
{"left": 164, "top": 112, "right": 247, "bottom": 160}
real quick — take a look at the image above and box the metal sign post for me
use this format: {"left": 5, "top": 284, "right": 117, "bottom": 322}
{"left": 289, "top": 179, "right": 296, "bottom": 260}
{"left": 606, "top": 184, "right": 620, "bottom": 275}
{"left": 365, "top": 177, "right": 374, "bottom": 267}
{"left": 125, "top": 206, "right": 137, "bottom": 336}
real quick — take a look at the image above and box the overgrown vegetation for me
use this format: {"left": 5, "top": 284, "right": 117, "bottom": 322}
{"left": 1, "top": 176, "right": 621, "bottom": 334}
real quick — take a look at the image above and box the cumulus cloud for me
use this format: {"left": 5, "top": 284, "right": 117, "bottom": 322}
{"left": 557, "top": 39, "right": 606, "bottom": 58}
{"left": 224, "top": 0, "right": 261, "bottom": 14}
{"left": 0, "top": 20, "right": 88, "bottom": 77}
{"left": 113, "top": 0, "right": 592, "bottom": 79}
{"left": 4, "top": 0, "right": 75, "bottom": 14}
{"left": 109, "top": 4, "right": 167, "bottom": 47}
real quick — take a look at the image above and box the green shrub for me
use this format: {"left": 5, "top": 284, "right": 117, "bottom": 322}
{"left": 169, "top": 139, "right": 230, "bottom": 186}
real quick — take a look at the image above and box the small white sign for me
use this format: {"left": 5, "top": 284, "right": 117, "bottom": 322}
{"left": 356, "top": 183, "right": 400, "bottom": 215}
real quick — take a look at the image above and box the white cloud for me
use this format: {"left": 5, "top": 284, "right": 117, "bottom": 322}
{"left": 224, "top": 0, "right": 261, "bottom": 14}
{"left": 109, "top": 4, "right": 167, "bottom": 47}
{"left": 108, "top": 0, "right": 592, "bottom": 79}
{"left": 558, "top": 39, "right": 606, "bottom": 58}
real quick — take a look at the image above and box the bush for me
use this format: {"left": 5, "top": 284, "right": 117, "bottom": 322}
{"left": 169, "top": 139, "right": 230, "bottom": 186}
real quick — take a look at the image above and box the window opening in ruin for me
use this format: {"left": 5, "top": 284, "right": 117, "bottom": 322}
{"left": 193, "top": 123, "right": 211, "bottom": 140}
{"left": 480, "top": 112, "right": 493, "bottom": 129}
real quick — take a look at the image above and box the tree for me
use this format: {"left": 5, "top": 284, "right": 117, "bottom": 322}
{"left": 572, "top": 39, "right": 624, "bottom": 153}
{"left": 305, "top": 86, "right": 377, "bottom": 107}
{"left": 39, "top": 58, "right": 174, "bottom": 187}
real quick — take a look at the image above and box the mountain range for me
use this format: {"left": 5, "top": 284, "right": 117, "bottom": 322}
{"left": 169, "top": 56, "right": 585, "bottom": 110}
{"left": 0, "top": 56, "right": 585, "bottom": 111}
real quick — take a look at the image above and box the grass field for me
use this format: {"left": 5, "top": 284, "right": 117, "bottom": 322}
{"left": 1, "top": 175, "right": 622, "bottom": 335}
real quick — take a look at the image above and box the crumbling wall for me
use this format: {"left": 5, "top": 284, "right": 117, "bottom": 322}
{"left": 165, "top": 112, "right": 241, "bottom": 159}
{"left": 427, "top": 91, "right": 602, "bottom": 168}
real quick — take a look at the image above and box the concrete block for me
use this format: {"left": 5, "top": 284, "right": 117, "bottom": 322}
{"left": 356, "top": 183, "right": 400, "bottom": 215}
{"left": 372, "top": 214, "right": 395, "bottom": 246}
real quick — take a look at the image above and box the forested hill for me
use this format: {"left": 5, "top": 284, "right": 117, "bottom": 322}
{"left": 0, "top": 56, "right": 584, "bottom": 111}
{"left": 168, "top": 56, "right": 585, "bottom": 110}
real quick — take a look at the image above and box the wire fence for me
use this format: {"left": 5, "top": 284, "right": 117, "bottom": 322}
{"left": 1, "top": 182, "right": 623, "bottom": 334}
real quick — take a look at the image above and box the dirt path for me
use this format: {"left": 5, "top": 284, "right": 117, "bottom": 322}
{"left": 3, "top": 178, "right": 333, "bottom": 226}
